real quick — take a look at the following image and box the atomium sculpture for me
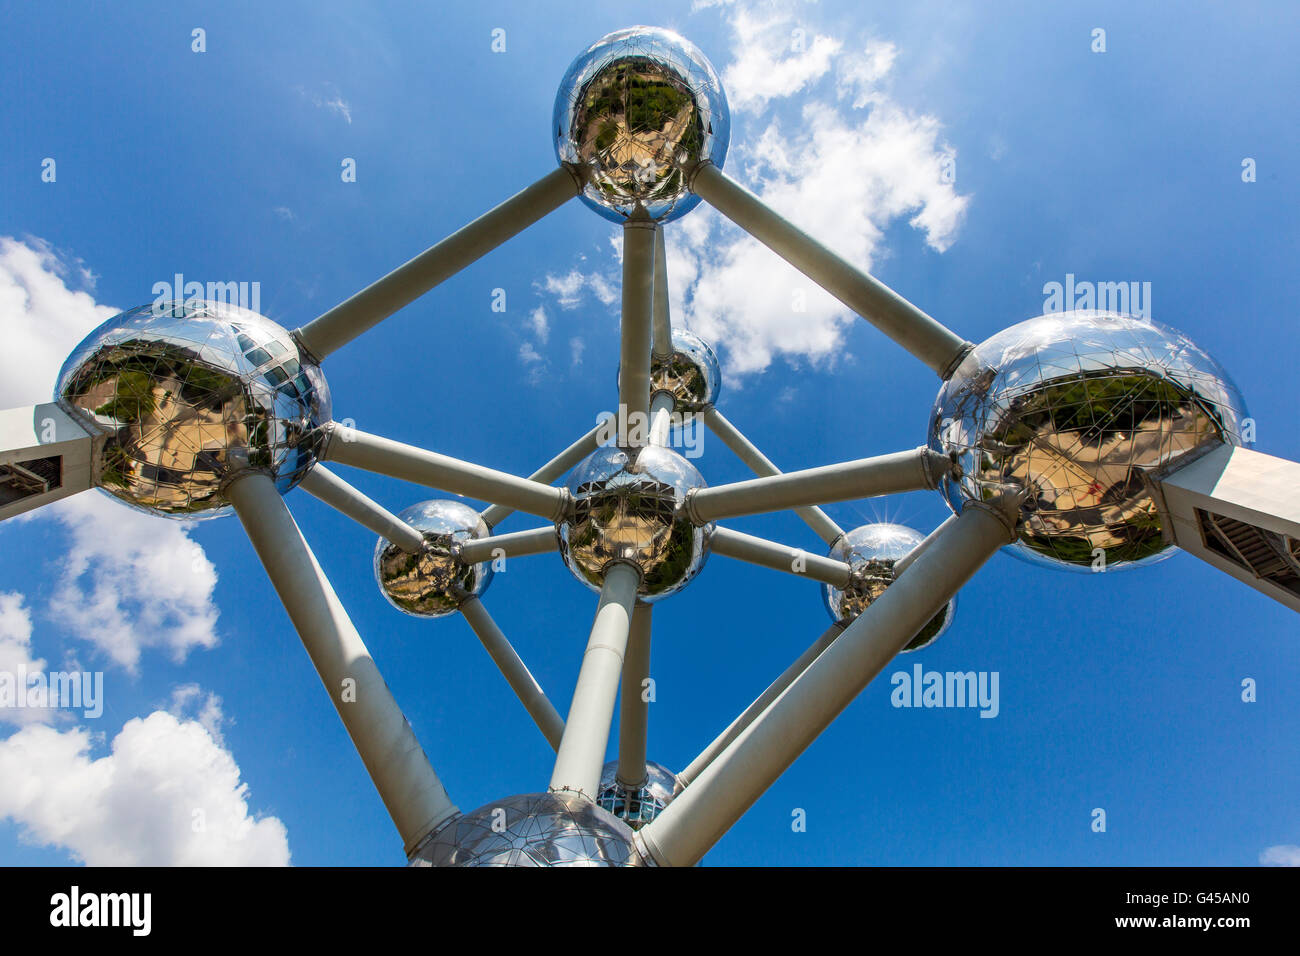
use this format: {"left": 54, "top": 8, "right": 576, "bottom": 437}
{"left": 3, "top": 25, "right": 1297, "bottom": 867}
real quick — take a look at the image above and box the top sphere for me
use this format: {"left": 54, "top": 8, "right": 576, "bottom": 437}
{"left": 56, "top": 300, "right": 331, "bottom": 519}
{"left": 554, "top": 26, "right": 729, "bottom": 223}
{"left": 929, "top": 310, "right": 1248, "bottom": 570}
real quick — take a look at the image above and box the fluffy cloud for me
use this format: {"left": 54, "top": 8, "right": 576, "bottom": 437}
{"left": 1260, "top": 844, "right": 1300, "bottom": 866}
{"left": 723, "top": 8, "right": 843, "bottom": 112}
{"left": 45, "top": 492, "right": 219, "bottom": 672}
{"left": 0, "top": 592, "right": 54, "bottom": 726}
{"left": 0, "top": 702, "right": 290, "bottom": 866}
{"left": 0, "top": 237, "right": 221, "bottom": 672}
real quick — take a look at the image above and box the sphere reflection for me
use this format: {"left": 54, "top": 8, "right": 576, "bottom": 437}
{"left": 409, "top": 792, "right": 644, "bottom": 867}
{"left": 651, "top": 328, "right": 721, "bottom": 413}
{"left": 929, "top": 310, "right": 1248, "bottom": 570}
{"left": 823, "top": 523, "right": 955, "bottom": 651}
{"left": 557, "top": 444, "right": 712, "bottom": 601}
{"left": 374, "top": 500, "right": 493, "bottom": 617}
{"left": 596, "top": 760, "right": 680, "bottom": 830}
{"left": 56, "top": 300, "right": 330, "bottom": 519}
{"left": 554, "top": 26, "right": 729, "bottom": 223}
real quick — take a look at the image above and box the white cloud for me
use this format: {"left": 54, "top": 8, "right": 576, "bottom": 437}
{"left": 541, "top": 269, "right": 618, "bottom": 310}
{"left": 45, "top": 493, "right": 219, "bottom": 672}
{"left": 529, "top": 305, "right": 549, "bottom": 344}
{"left": 169, "top": 682, "right": 228, "bottom": 748}
{"left": 0, "top": 592, "right": 54, "bottom": 726}
{"left": 0, "top": 704, "right": 290, "bottom": 865}
{"left": 1260, "top": 844, "right": 1300, "bottom": 866}
{"left": 0, "top": 236, "right": 117, "bottom": 408}
{"left": 570, "top": 336, "right": 586, "bottom": 367}
{"left": 297, "top": 85, "right": 352, "bottom": 124}
{"left": 723, "top": 8, "right": 843, "bottom": 112}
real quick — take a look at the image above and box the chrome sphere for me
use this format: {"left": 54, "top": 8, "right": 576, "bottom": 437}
{"left": 409, "top": 792, "right": 645, "bottom": 867}
{"left": 56, "top": 300, "right": 330, "bottom": 519}
{"left": 558, "top": 444, "right": 712, "bottom": 601}
{"left": 596, "top": 760, "right": 680, "bottom": 830}
{"left": 824, "top": 524, "right": 955, "bottom": 651}
{"left": 554, "top": 26, "right": 729, "bottom": 223}
{"left": 651, "top": 328, "right": 722, "bottom": 412}
{"left": 929, "top": 310, "right": 1248, "bottom": 570}
{"left": 374, "top": 500, "right": 493, "bottom": 617}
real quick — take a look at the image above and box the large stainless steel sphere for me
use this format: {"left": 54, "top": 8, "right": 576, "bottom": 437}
{"left": 409, "top": 792, "right": 645, "bottom": 867}
{"left": 929, "top": 310, "right": 1248, "bottom": 570}
{"left": 824, "top": 523, "right": 955, "bottom": 651}
{"left": 557, "top": 444, "right": 712, "bottom": 601}
{"left": 596, "top": 760, "right": 680, "bottom": 830}
{"left": 55, "top": 300, "right": 330, "bottom": 518}
{"left": 374, "top": 500, "right": 493, "bottom": 617}
{"left": 651, "top": 328, "right": 722, "bottom": 412}
{"left": 554, "top": 26, "right": 730, "bottom": 223}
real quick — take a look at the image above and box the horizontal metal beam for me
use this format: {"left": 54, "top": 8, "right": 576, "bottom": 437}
{"left": 690, "top": 162, "right": 972, "bottom": 378}
{"left": 295, "top": 167, "right": 581, "bottom": 359}
{"left": 637, "top": 495, "right": 1020, "bottom": 867}
{"left": 687, "top": 447, "right": 949, "bottom": 525}
{"left": 323, "top": 423, "right": 567, "bottom": 522}
{"left": 456, "top": 525, "right": 557, "bottom": 565}
{"left": 298, "top": 464, "right": 425, "bottom": 553}
{"left": 481, "top": 416, "right": 611, "bottom": 529}
{"left": 701, "top": 408, "right": 843, "bottom": 546}
{"left": 460, "top": 596, "right": 565, "bottom": 751}
{"left": 710, "top": 527, "right": 851, "bottom": 587}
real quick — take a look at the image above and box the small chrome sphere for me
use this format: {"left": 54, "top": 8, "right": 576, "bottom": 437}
{"left": 374, "top": 500, "right": 493, "bottom": 617}
{"left": 651, "top": 328, "right": 722, "bottom": 413}
{"left": 557, "top": 444, "right": 712, "bottom": 601}
{"left": 596, "top": 760, "right": 680, "bottom": 830}
{"left": 409, "top": 792, "right": 645, "bottom": 867}
{"left": 824, "top": 524, "right": 955, "bottom": 651}
{"left": 929, "top": 310, "right": 1248, "bottom": 571}
{"left": 56, "top": 300, "right": 330, "bottom": 519}
{"left": 554, "top": 26, "right": 730, "bottom": 223}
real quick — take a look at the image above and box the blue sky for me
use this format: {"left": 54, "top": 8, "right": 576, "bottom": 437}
{"left": 0, "top": 0, "right": 1297, "bottom": 866}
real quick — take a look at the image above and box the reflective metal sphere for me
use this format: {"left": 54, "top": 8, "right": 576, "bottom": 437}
{"left": 554, "top": 26, "right": 730, "bottom": 223}
{"left": 409, "top": 792, "right": 645, "bottom": 867}
{"left": 651, "top": 328, "right": 721, "bottom": 412}
{"left": 930, "top": 310, "right": 1248, "bottom": 570}
{"left": 56, "top": 300, "right": 330, "bottom": 519}
{"left": 824, "top": 524, "right": 955, "bottom": 651}
{"left": 557, "top": 444, "right": 712, "bottom": 601}
{"left": 596, "top": 760, "right": 680, "bottom": 830}
{"left": 374, "top": 500, "right": 493, "bottom": 617}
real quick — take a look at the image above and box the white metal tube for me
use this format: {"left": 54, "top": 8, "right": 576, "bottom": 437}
{"left": 688, "top": 447, "right": 948, "bottom": 524}
{"left": 616, "top": 603, "right": 653, "bottom": 788}
{"left": 651, "top": 225, "right": 671, "bottom": 358}
{"left": 691, "top": 163, "right": 971, "bottom": 378}
{"left": 702, "top": 408, "right": 843, "bottom": 546}
{"left": 295, "top": 167, "right": 580, "bottom": 359}
{"left": 456, "top": 525, "right": 557, "bottom": 565}
{"left": 620, "top": 219, "right": 656, "bottom": 423}
{"left": 324, "top": 424, "right": 567, "bottom": 521}
{"left": 298, "top": 464, "right": 424, "bottom": 553}
{"left": 676, "top": 623, "right": 844, "bottom": 788}
{"left": 648, "top": 391, "right": 675, "bottom": 447}
{"left": 894, "top": 514, "right": 960, "bottom": 577}
{"left": 637, "top": 496, "right": 1018, "bottom": 867}
{"left": 710, "top": 527, "right": 852, "bottom": 588}
{"left": 459, "top": 596, "right": 565, "bottom": 751}
{"left": 226, "top": 472, "right": 457, "bottom": 855}
{"left": 549, "top": 563, "right": 641, "bottom": 799}
{"left": 481, "top": 415, "right": 612, "bottom": 529}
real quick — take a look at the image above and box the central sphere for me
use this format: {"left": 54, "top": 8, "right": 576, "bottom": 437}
{"left": 374, "top": 500, "right": 493, "bottom": 617}
{"left": 554, "top": 26, "right": 730, "bottom": 223}
{"left": 56, "top": 300, "right": 331, "bottom": 518}
{"left": 929, "top": 310, "right": 1248, "bottom": 570}
{"left": 596, "top": 760, "right": 680, "bottom": 830}
{"left": 557, "top": 444, "right": 712, "bottom": 601}
{"left": 823, "top": 523, "right": 955, "bottom": 651}
{"left": 409, "top": 792, "right": 645, "bottom": 867}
